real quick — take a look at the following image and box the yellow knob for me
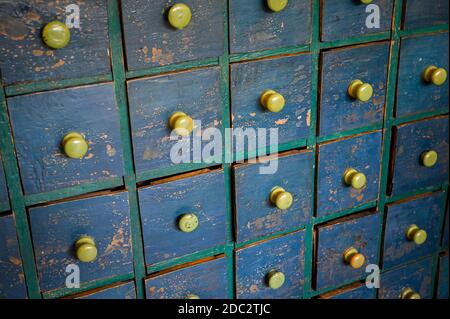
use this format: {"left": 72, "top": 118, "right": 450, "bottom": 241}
{"left": 360, "top": 0, "right": 373, "bottom": 4}
{"left": 267, "top": 0, "right": 288, "bottom": 12}
{"left": 42, "top": 21, "right": 71, "bottom": 49}
{"left": 178, "top": 213, "right": 199, "bottom": 233}
{"left": 62, "top": 132, "right": 88, "bottom": 159}
{"left": 269, "top": 186, "right": 293, "bottom": 210}
{"left": 406, "top": 224, "right": 427, "bottom": 245}
{"left": 168, "top": 3, "right": 192, "bottom": 30}
{"left": 421, "top": 150, "right": 438, "bottom": 168}
{"left": 423, "top": 66, "right": 447, "bottom": 86}
{"left": 343, "top": 247, "right": 366, "bottom": 269}
{"left": 343, "top": 168, "right": 367, "bottom": 190}
{"left": 400, "top": 288, "right": 421, "bottom": 299}
{"left": 187, "top": 294, "right": 200, "bottom": 299}
{"left": 348, "top": 80, "right": 373, "bottom": 102}
{"left": 169, "top": 111, "right": 194, "bottom": 136}
{"left": 267, "top": 271, "right": 285, "bottom": 289}
{"left": 75, "top": 236, "right": 97, "bottom": 263}
{"left": 260, "top": 90, "right": 286, "bottom": 113}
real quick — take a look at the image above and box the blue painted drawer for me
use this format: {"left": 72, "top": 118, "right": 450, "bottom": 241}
{"left": 403, "top": 0, "right": 449, "bottom": 30}
{"left": 76, "top": 281, "right": 136, "bottom": 299}
{"left": 0, "top": 155, "right": 8, "bottom": 210}
{"left": 235, "top": 230, "right": 305, "bottom": 299}
{"left": 320, "top": 283, "right": 376, "bottom": 299}
{"left": 390, "top": 116, "right": 449, "bottom": 197}
{"left": 321, "top": 0, "right": 394, "bottom": 42}
{"left": 437, "top": 254, "right": 449, "bottom": 299}
{"left": 7, "top": 83, "right": 124, "bottom": 195}
{"left": 396, "top": 33, "right": 449, "bottom": 118}
{"left": 29, "top": 192, "right": 133, "bottom": 292}
{"left": 379, "top": 257, "right": 433, "bottom": 299}
{"left": 229, "top": 0, "right": 311, "bottom": 54}
{"left": 0, "top": 214, "right": 27, "bottom": 299}
{"left": 138, "top": 170, "right": 227, "bottom": 266}
{"left": 315, "top": 212, "right": 380, "bottom": 290}
{"left": 128, "top": 67, "right": 222, "bottom": 176}
{"left": 317, "top": 131, "right": 382, "bottom": 217}
{"left": 121, "top": 0, "right": 224, "bottom": 70}
{"left": 320, "top": 42, "right": 389, "bottom": 137}
{"left": 0, "top": 0, "right": 110, "bottom": 86}
{"left": 383, "top": 192, "right": 446, "bottom": 270}
{"left": 145, "top": 257, "right": 229, "bottom": 299}
{"left": 231, "top": 54, "right": 312, "bottom": 155}
{"left": 234, "top": 151, "right": 313, "bottom": 243}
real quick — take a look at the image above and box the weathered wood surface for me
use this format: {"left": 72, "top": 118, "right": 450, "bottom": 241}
{"left": 437, "top": 254, "right": 449, "bottom": 299}
{"left": 403, "top": 0, "right": 449, "bottom": 30}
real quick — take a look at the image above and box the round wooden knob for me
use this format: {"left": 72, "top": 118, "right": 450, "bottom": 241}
{"left": 421, "top": 150, "right": 438, "bottom": 168}
{"left": 270, "top": 186, "right": 293, "bottom": 210}
{"left": 62, "top": 132, "right": 88, "bottom": 159}
{"left": 348, "top": 80, "right": 373, "bottom": 102}
{"left": 260, "top": 90, "right": 286, "bottom": 112}
{"left": 168, "top": 3, "right": 192, "bottom": 30}
{"left": 42, "top": 21, "right": 70, "bottom": 49}
{"left": 169, "top": 111, "right": 194, "bottom": 136}
{"left": 267, "top": 0, "right": 288, "bottom": 12}
{"left": 423, "top": 66, "right": 447, "bottom": 86}
{"left": 187, "top": 294, "right": 200, "bottom": 299}
{"left": 401, "top": 288, "right": 421, "bottom": 299}
{"left": 406, "top": 224, "right": 427, "bottom": 245}
{"left": 343, "top": 247, "right": 366, "bottom": 269}
{"left": 178, "top": 213, "right": 199, "bottom": 233}
{"left": 75, "top": 236, "right": 97, "bottom": 263}
{"left": 343, "top": 168, "right": 367, "bottom": 190}
{"left": 266, "top": 271, "right": 285, "bottom": 289}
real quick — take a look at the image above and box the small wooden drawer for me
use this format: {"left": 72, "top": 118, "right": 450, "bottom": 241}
{"left": 7, "top": 83, "right": 124, "bottom": 195}
{"left": 319, "top": 42, "right": 389, "bottom": 137}
{"left": 234, "top": 151, "right": 313, "bottom": 243}
{"left": 75, "top": 281, "right": 136, "bottom": 299}
{"left": 0, "top": 156, "right": 8, "bottom": 210}
{"left": 0, "top": 0, "right": 111, "bottom": 86}
{"left": 235, "top": 230, "right": 305, "bottom": 299}
{"left": 437, "top": 254, "right": 449, "bottom": 299}
{"left": 383, "top": 192, "right": 446, "bottom": 270}
{"left": 319, "top": 282, "right": 376, "bottom": 299}
{"left": 138, "top": 170, "right": 227, "bottom": 266}
{"left": 231, "top": 54, "right": 312, "bottom": 155}
{"left": 121, "top": 0, "right": 224, "bottom": 71}
{"left": 229, "top": 0, "right": 311, "bottom": 54}
{"left": 390, "top": 116, "right": 449, "bottom": 197}
{"left": 0, "top": 214, "right": 27, "bottom": 299}
{"left": 317, "top": 131, "right": 382, "bottom": 217}
{"left": 321, "top": 0, "right": 394, "bottom": 42}
{"left": 145, "top": 256, "right": 229, "bottom": 299}
{"left": 128, "top": 67, "right": 222, "bottom": 176}
{"left": 396, "top": 32, "right": 449, "bottom": 118}
{"left": 403, "top": 0, "right": 449, "bottom": 30}
{"left": 379, "top": 257, "right": 433, "bottom": 299}
{"left": 29, "top": 192, "right": 133, "bottom": 293}
{"left": 315, "top": 212, "right": 380, "bottom": 290}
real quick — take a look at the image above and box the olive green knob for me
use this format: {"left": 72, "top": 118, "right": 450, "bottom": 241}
{"left": 178, "top": 213, "right": 199, "bottom": 233}
{"left": 420, "top": 150, "right": 438, "bottom": 168}
{"left": 423, "top": 66, "right": 447, "bottom": 86}
{"left": 266, "top": 271, "right": 285, "bottom": 290}
{"left": 343, "top": 247, "right": 366, "bottom": 269}
{"left": 169, "top": 111, "right": 194, "bottom": 136}
{"left": 406, "top": 224, "right": 427, "bottom": 245}
{"left": 348, "top": 79, "right": 373, "bottom": 102}
{"left": 187, "top": 294, "right": 200, "bottom": 299}
{"left": 267, "top": 0, "right": 288, "bottom": 12}
{"left": 62, "top": 132, "right": 88, "bottom": 159}
{"left": 42, "top": 21, "right": 71, "bottom": 49}
{"left": 75, "top": 236, "right": 97, "bottom": 263}
{"left": 343, "top": 168, "right": 367, "bottom": 190}
{"left": 400, "top": 288, "right": 421, "bottom": 299}
{"left": 269, "top": 186, "right": 293, "bottom": 210}
{"left": 168, "top": 3, "right": 192, "bottom": 30}
{"left": 260, "top": 90, "right": 286, "bottom": 112}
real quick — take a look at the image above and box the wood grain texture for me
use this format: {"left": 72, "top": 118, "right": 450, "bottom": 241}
{"left": 77, "top": 281, "right": 136, "bottom": 299}
{"left": 437, "top": 254, "right": 449, "bottom": 299}
{"left": 324, "top": 284, "right": 376, "bottom": 299}
{"left": 0, "top": 154, "right": 8, "bottom": 208}
{"left": 29, "top": 192, "right": 133, "bottom": 292}
{"left": 319, "top": 42, "right": 389, "bottom": 136}
{"left": 403, "top": 0, "right": 449, "bottom": 30}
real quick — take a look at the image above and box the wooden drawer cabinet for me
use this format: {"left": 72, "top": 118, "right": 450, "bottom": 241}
{"left": 437, "top": 254, "right": 449, "bottom": 299}
{"left": 403, "top": 0, "right": 449, "bottom": 30}
{"left": 0, "top": 156, "right": 8, "bottom": 210}
{"left": 75, "top": 281, "right": 136, "bottom": 299}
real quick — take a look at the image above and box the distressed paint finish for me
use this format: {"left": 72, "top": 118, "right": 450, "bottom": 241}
{"left": 128, "top": 67, "right": 222, "bottom": 175}
{"left": 231, "top": 54, "right": 312, "bottom": 154}
{"left": 323, "top": 284, "right": 376, "bottom": 299}
{"left": 437, "top": 254, "right": 449, "bottom": 299}
{"left": 319, "top": 42, "right": 389, "bottom": 136}
{"left": 390, "top": 116, "right": 449, "bottom": 197}
{"left": 77, "top": 281, "right": 136, "bottom": 299}
{"left": 229, "top": 0, "right": 311, "bottom": 54}
{"left": 317, "top": 131, "right": 382, "bottom": 217}
{"left": 0, "top": 154, "right": 8, "bottom": 209}
{"left": 0, "top": 214, "right": 27, "bottom": 299}
{"left": 396, "top": 33, "right": 449, "bottom": 118}
{"left": 383, "top": 192, "right": 446, "bottom": 270}
{"left": 315, "top": 213, "right": 380, "bottom": 290}
{"left": 403, "top": 0, "right": 449, "bottom": 30}
{"left": 7, "top": 83, "right": 124, "bottom": 195}
{"left": 0, "top": 0, "right": 111, "bottom": 86}
{"left": 29, "top": 192, "right": 133, "bottom": 292}
{"left": 145, "top": 257, "right": 228, "bottom": 299}
{"left": 234, "top": 151, "right": 312, "bottom": 243}
{"left": 121, "top": 0, "right": 224, "bottom": 70}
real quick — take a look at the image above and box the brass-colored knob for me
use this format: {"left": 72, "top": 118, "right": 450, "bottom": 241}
{"left": 406, "top": 224, "right": 427, "bottom": 245}
{"left": 266, "top": 270, "right": 285, "bottom": 290}
{"left": 74, "top": 236, "right": 97, "bottom": 263}
{"left": 343, "top": 168, "right": 367, "bottom": 190}
{"left": 62, "top": 132, "right": 88, "bottom": 159}
{"left": 423, "top": 66, "right": 447, "bottom": 86}
{"left": 420, "top": 150, "right": 438, "bottom": 168}
{"left": 169, "top": 111, "right": 194, "bottom": 136}
{"left": 260, "top": 90, "right": 286, "bottom": 113}
{"left": 348, "top": 79, "right": 373, "bottom": 102}
{"left": 400, "top": 288, "right": 421, "bottom": 299}
{"left": 269, "top": 186, "right": 293, "bottom": 210}
{"left": 343, "top": 247, "right": 365, "bottom": 269}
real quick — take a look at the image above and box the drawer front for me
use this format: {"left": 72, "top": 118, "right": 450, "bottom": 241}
{"left": 236, "top": 230, "right": 305, "bottom": 299}
{"left": 403, "top": 0, "right": 449, "bottom": 30}
{"left": 390, "top": 116, "right": 449, "bottom": 197}
{"left": 229, "top": 0, "right": 311, "bottom": 54}
{"left": 325, "top": 284, "right": 376, "bottom": 299}
{"left": 316, "top": 213, "right": 380, "bottom": 290}
{"left": 320, "top": 43, "right": 389, "bottom": 136}
{"left": 379, "top": 257, "right": 433, "bottom": 299}
{"left": 0, "top": 156, "right": 8, "bottom": 208}
{"left": 437, "top": 254, "right": 449, "bottom": 299}
{"left": 29, "top": 192, "right": 133, "bottom": 292}
{"left": 383, "top": 192, "right": 446, "bottom": 269}
{"left": 0, "top": 214, "right": 27, "bottom": 299}
{"left": 0, "top": 0, "right": 110, "bottom": 86}
{"left": 77, "top": 281, "right": 136, "bottom": 299}
{"left": 138, "top": 170, "right": 227, "bottom": 266}
{"left": 317, "top": 131, "right": 382, "bottom": 217}
{"left": 128, "top": 67, "right": 222, "bottom": 175}
{"left": 396, "top": 33, "right": 449, "bottom": 118}
{"left": 121, "top": 0, "right": 224, "bottom": 70}
{"left": 234, "top": 151, "right": 313, "bottom": 243}
{"left": 7, "top": 83, "right": 124, "bottom": 195}
{"left": 145, "top": 257, "right": 229, "bottom": 299}
{"left": 231, "top": 54, "right": 312, "bottom": 155}
{"left": 321, "top": 0, "right": 394, "bottom": 42}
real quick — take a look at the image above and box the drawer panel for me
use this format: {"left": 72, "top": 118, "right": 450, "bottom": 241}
{"left": 77, "top": 281, "right": 136, "bottom": 299}
{"left": 315, "top": 213, "right": 380, "bottom": 290}
{"left": 234, "top": 151, "right": 313, "bottom": 243}
{"left": 396, "top": 33, "right": 449, "bottom": 118}
{"left": 0, "top": 0, "right": 110, "bottom": 86}
{"left": 0, "top": 156, "right": 8, "bottom": 209}
{"left": 320, "top": 42, "right": 389, "bottom": 136}
{"left": 121, "top": 0, "right": 224, "bottom": 70}
{"left": 229, "top": 0, "right": 311, "bottom": 54}
{"left": 437, "top": 254, "right": 449, "bottom": 299}
{"left": 29, "top": 192, "right": 133, "bottom": 292}
{"left": 145, "top": 257, "right": 229, "bottom": 299}
{"left": 7, "top": 83, "right": 124, "bottom": 195}
{"left": 403, "top": 0, "right": 449, "bottom": 30}
{"left": 321, "top": 283, "right": 376, "bottom": 299}
{"left": 317, "top": 131, "right": 382, "bottom": 217}
{"left": 236, "top": 230, "right": 305, "bottom": 299}
{"left": 138, "top": 170, "right": 227, "bottom": 266}
{"left": 390, "top": 116, "right": 449, "bottom": 197}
